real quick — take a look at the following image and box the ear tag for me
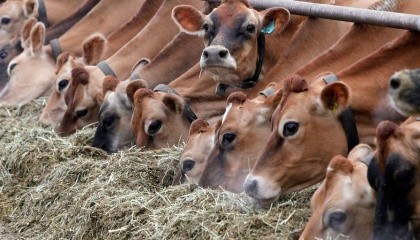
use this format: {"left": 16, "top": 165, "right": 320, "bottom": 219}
{"left": 176, "top": 104, "right": 181, "bottom": 114}
{"left": 329, "top": 94, "right": 338, "bottom": 111}
{"left": 261, "top": 20, "right": 275, "bottom": 34}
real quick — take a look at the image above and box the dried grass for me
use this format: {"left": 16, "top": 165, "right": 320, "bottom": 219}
{"left": 0, "top": 98, "right": 314, "bottom": 240}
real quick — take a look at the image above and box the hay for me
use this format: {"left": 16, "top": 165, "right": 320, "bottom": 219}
{"left": 0, "top": 98, "right": 314, "bottom": 240}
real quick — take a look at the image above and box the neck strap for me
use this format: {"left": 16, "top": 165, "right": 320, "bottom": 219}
{"left": 323, "top": 74, "right": 360, "bottom": 152}
{"left": 216, "top": 33, "right": 266, "bottom": 96}
{"left": 38, "top": 0, "right": 49, "bottom": 27}
{"left": 153, "top": 84, "right": 198, "bottom": 123}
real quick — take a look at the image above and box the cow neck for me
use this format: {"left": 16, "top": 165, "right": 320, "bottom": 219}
{"left": 216, "top": 33, "right": 265, "bottom": 96}
{"left": 38, "top": 0, "right": 49, "bottom": 27}
{"left": 153, "top": 84, "right": 198, "bottom": 123}
{"left": 323, "top": 74, "right": 360, "bottom": 153}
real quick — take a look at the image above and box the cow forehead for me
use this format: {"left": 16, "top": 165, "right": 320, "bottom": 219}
{"left": 136, "top": 93, "right": 167, "bottom": 118}
{"left": 210, "top": 2, "right": 256, "bottom": 28}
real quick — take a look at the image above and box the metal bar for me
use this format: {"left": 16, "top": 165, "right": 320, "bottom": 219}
{"left": 205, "top": 0, "right": 420, "bottom": 31}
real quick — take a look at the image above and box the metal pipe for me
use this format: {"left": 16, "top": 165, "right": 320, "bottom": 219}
{"left": 205, "top": 0, "right": 420, "bottom": 32}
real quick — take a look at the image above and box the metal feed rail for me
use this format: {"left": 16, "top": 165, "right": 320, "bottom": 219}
{"left": 205, "top": 0, "right": 420, "bottom": 32}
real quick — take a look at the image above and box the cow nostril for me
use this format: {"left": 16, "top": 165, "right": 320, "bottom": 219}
{"left": 219, "top": 50, "right": 228, "bottom": 59}
{"left": 244, "top": 179, "right": 257, "bottom": 196}
{"left": 203, "top": 50, "right": 209, "bottom": 59}
{"left": 390, "top": 78, "right": 401, "bottom": 90}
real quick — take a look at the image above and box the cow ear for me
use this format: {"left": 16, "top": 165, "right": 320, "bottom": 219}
{"left": 347, "top": 144, "right": 373, "bottom": 165}
{"left": 24, "top": 0, "right": 38, "bottom": 17}
{"left": 55, "top": 51, "right": 75, "bottom": 74}
{"left": 82, "top": 33, "right": 107, "bottom": 65}
{"left": 227, "top": 92, "right": 247, "bottom": 105}
{"left": 21, "top": 17, "right": 37, "bottom": 48}
{"left": 29, "top": 22, "right": 45, "bottom": 55}
{"left": 162, "top": 94, "right": 185, "bottom": 115}
{"left": 172, "top": 5, "right": 205, "bottom": 35}
{"left": 126, "top": 79, "right": 148, "bottom": 103}
{"left": 260, "top": 7, "right": 290, "bottom": 34}
{"left": 102, "top": 76, "right": 119, "bottom": 95}
{"left": 320, "top": 82, "right": 350, "bottom": 115}
{"left": 96, "top": 92, "right": 104, "bottom": 104}
{"left": 189, "top": 119, "right": 209, "bottom": 135}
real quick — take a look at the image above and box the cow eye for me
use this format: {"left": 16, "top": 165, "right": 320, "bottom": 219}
{"left": 58, "top": 79, "right": 69, "bottom": 91}
{"left": 76, "top": 109, "right": 88, "bottom": 118}
{"left": 0, "top": 51, "right": 7, "bottom": 60}
{"left": 182, "top": 159, "right": 195, "bottom": 172}
{"left": 246, "top": 24, "right": 255, "bottom": 33}
{"left": 148, "top": 120, "right": 162, "bottom": 135}
{"left": 1, "top": 17, "right": 11, "bottom": 25}
{"left": 283, "top": 121, "right": 299, "bottom": 137}
{"left": 203, "top": 23, "right": 209, "bottom": 32}
{"left": 222, "top": 132, "right": 236, "bottom": 147}
{"left": 327, "top": 210, "right": 347, "bottom": 229}
{"left": 103, "top": 115, "right": 116, "bottom": 128}
{"left": 8, "top": 62, "right": 17, "bottom": 74}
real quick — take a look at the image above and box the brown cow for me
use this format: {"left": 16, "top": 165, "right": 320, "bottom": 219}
{"left": 57, "top": 66, "right": 102, "bottom": 136}
{"left": 244, "top": 31, "right": 420, "bottom": 205}
{"left": 0, "top": 0, "right": 85, "bottom": 43}
{"left": 91, "top": 30, "right": 204, "bottom": 152}
{"left": 173, "top": 119, "right": 218, "bottom": 185}
{"left": 198, "top": 85, "right": 281, "bottom": 193}
{"left": 39, "top": 33, "right": 106, "bottom": 124}
{"left": 300, "top": 144, "right": 376, "bottom": 240}
{"left": 0, "top": 0, "right": 146, "bottom": 106}
{"left": 389, "top": 68, "right": 420, "bottom": 118}
{"left": 368, "top": 119, "right": 420, "bottom": 239}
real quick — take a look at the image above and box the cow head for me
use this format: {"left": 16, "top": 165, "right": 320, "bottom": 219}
{"left": 368, "top": 119, "right": 420, "bottom": 239}
{"left": 39, "top": 33, "right": 107, "bottom": 124}
{"left": 0, "top": 22, "right": 55, "bottom": 106}
{"left": 243, "top": 75, "right": 351, "bottom": 205}
{"left": 130, "top": 88, "right": 191, "bottom": 150}
{"left": 172, "top": 0, "right": 290, "bottom": 87}
{"left": 300, "top": 144, "right": 376, "bottom": 240}
{"left": 173, "top": 119, "right": 218, "bottom": 185}
{"left": 91, "top": 79, "right": 148, "bottom": 153}
{"left": 389, "top": 68, "right": 420, "bottom": 117}
{"left": 0, "top": 0, "right": 38, "bottom": 43}
{"left": 57, "top": 66, "right": 103, "bottom": 136}
{"left": 199, "top": 87, "right": 282, "bottom": 193}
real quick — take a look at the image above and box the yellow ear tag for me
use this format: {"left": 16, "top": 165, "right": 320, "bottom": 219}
{"left": 176, "top": 104, "right": 181, "bottom": 114}
{"left": 329, "top": 94, "right": 338, "bottom": 111}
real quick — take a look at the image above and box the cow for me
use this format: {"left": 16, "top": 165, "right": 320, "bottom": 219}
{"left": 173, "top": 119, "right": 218, "bottom": 185}
{"left": 198, "top": 84, "right": 281, "bottom": 193}
{"left": 243, "top": 31, "right": 420, "bottom": 206}
{"left": 91, "top": 78, "right": 147, "bottom": 153}
{"left": 300, "top": 144, "right": 376, "bottom": 240}
{"left": 91, "top": 30, "right": 205, "bottom": 152}
{"left": 0, "top": 0, "right": 85, "bottom": 43}
{"left": 61, "top": 0, "right": 204, "bottom": 136}
{"left": 0, "top": 0, "right": 146, "bottom": 106}
{"left": 39, "top": 33, "right": 107, "bottom": 124}
{"left": 368, "top": 119, "right": 420, "bottom": 239}
{"left": 57, "top": 66, "right": 101, "bottom": 136}
{"left": 389, "top": 68, "right": 420, "bottom": 118}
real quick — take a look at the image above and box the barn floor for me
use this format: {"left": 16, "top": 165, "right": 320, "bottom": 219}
{"left": 0, "top": 99, "right": 314, "bottom": 239}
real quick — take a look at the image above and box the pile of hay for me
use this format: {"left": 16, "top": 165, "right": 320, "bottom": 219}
{"left": 0, "top": 99, "right": 314, "bottom": 239}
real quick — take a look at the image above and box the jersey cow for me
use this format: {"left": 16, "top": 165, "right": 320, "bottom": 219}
{"left": 368, "top": 119, "right": 420, "bottom": 239}
{"left": 300, "top": 144, "right": 376, "bottom": 240}
{"left": 173, "top": 119, "right": 218, "bottom": 185}
{"left": 243, "top": 31, "right": 420, "bottom": 205}
{"left": 199, "top": 85, "right": 281, "bottom": 193}
{"left": 39, "top": 33, "right": 106, "bottom": 124}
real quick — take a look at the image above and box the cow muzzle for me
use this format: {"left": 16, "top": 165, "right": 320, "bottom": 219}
{"left": 243, "top": 174, "right": 281, "bottom": 205}
{"left": 200, "top": 45, "right": 237, "bottom": 70}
